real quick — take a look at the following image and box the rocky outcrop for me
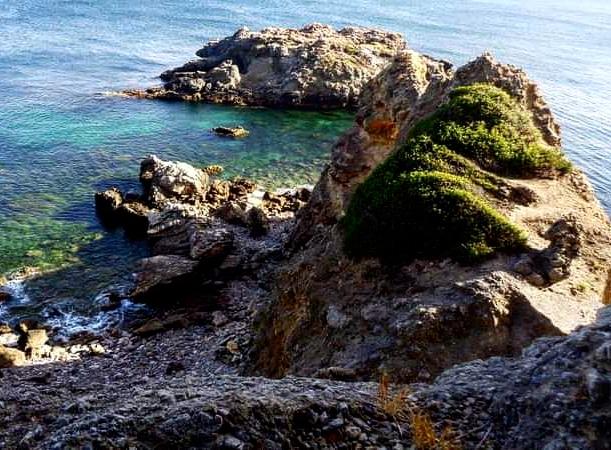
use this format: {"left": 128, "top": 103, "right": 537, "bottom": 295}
{"left": 96, "top": 157, "right": 310, "bottom": 304}
{"left": 123, "top": 24, "right": 406, "bottom": 109}
{"left": 252, "top": 52, "right": 611, "bottom": 383}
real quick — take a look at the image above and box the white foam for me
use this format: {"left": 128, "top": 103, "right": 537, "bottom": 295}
{"left": 43, "top": 299, "right": 147, "bottom": 340}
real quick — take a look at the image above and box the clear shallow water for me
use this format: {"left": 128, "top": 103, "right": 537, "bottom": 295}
{"left": 1, "top": 0, "right": 610, "bottom": 326}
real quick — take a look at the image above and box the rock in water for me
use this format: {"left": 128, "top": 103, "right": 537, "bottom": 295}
{"left": 140, "top": 155, "right": 210, "bottom": 208}
{"left": 94, "top": 187, "right": 124, "bottom": 223}
{"left": 212, "top": 126, "right": 249, "bottom": 138}
{"left": 124, "top": 24, "right": 406, "bottom": 108}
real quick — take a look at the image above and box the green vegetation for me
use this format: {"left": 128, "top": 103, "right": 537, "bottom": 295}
{"left": 343, "top": 83, "right": 571, "bottom": 262}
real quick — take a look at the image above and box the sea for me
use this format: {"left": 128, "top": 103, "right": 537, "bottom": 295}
{"left": 0, "top": 0, "right": 610, "bottom": 332}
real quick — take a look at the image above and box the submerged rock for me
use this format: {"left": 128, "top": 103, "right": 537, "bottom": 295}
{"left": 124, "top": 24, "right": 406, "bottom": 108}
{"left": 212, "top": 126, "right": 249, "bottom": 138}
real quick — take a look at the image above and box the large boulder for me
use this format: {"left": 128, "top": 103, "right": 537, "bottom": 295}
{"left": 140, "top": 155, "right": 211, "bottom": 208}
{"left": 124, "top": 24, "right": 406, "bottom": 109}
{"left": 130, "top": 255, "right": 199, "bottom": 301}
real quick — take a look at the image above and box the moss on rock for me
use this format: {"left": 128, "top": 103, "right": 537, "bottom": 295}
{"left": 343, "top": 83, "right": 570, "bottom": 262}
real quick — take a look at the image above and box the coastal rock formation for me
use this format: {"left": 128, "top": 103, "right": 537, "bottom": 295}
{"left": 252, "top": 52, "right": 611, "bottom": 382}
{"left": 96, "top": 157, "right": 309, "bottom": 303}
{"left": 123, "top": 24, "right": 406, "bottom": 108}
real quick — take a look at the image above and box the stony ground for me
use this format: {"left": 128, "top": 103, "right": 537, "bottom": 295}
{"left": 1, "top": 304, "right": 610, "bottom": 449}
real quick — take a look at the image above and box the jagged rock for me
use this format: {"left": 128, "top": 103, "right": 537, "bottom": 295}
{"left": 515, "top": 216, "right": 582, "bottom": 286}
{"left": 94, "top": 188, "right": 123, "bottom": 222}
{"left": 0, "top": 345, "right": 25, "bottom": 368}
{"left": 140, "top": 155, "right": 210, "bottom": 207}
{"left": 215, "top": 201, "right": 247, "bottom": 226}
{"left": 147, "top": 204, "right": 209, "bottom": 256}
{"left": 228, "top": 178, "right": 257, "bottom": 201}
{"left": 189, "top": 227, "right": 234, "bottom": 260}
{"left": 212, "top": 126, "right": 249, "bottom": 138}
{"left": 131, "top": 255, "right": 199, "bottom": 301}
{"left": 125, "top": 24, "right": 406, "bottom": 108}
{"left": 117, "top": 200, "right": 150, "bottom": 236}
{"left": 262, "top": 188, "right": 311, "bottom": 215}
{"left": 203, "top": 165, "right": 224, "bottom": 176}
{"left": 207, "top": 179, "right": 231, "bottom": 205}
{"left": 254, "top": 52, "right": 611, "bottom": 383}
{"left": 3, "top": 307, "right": 611, "bottom": 448}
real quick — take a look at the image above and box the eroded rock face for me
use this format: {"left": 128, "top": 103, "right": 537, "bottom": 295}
{"left": 253, "top": 52, "right": 611, "bottom": 383}
{"left": 124, "top": 24, "right": 406, "bottom": 109}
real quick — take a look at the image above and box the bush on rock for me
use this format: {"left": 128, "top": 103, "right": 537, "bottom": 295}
{"left": 343, "top": 83, "right": 571, "bottom": 262}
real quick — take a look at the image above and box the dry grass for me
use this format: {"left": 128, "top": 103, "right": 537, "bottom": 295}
{"left": 376, "top": 373, "right": 462, "bottom": 450}
{"left": 377, "top": 372, "right": 410, "bottom": 421}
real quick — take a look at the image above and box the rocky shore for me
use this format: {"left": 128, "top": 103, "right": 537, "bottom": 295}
{"left": 2, "top": 24, "right": 611, "bottom": 449}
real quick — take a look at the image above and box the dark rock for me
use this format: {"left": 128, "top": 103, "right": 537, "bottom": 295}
{"left": 131, "top": 255, "right": 199, "bottom": 301}
{"left": 189, "top": 228, "right": 234, "bottom": 261}
{"left": 246, "top": 207, "right": 269, "bottom": 237}
{"left": 228, "top": 178, "right": 257, "bottom": 201}
{"left": 117, "top": 200, "right": 150, "bottom": 236}
{"left": 165, "top": 361, "right": 185, "bottom": 376}
{"left": 95, "top": 188, "right": 123, "bottom": 222}
{"left": 215, "top": 202, "right": 247, "bottom": 226}
{"left": 134, "top": 319, "right": 165, "bottom": 337}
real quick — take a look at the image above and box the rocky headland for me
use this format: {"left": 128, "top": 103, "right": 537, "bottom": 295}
{"left": 1, "top": 25, "right": 610, "bottom": 449}
{"left": 123, "top": 24, "right": 405, "bottom": 108}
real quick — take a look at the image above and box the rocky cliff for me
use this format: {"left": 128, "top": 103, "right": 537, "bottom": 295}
{"left": 252, "top": 52, "right": 611, "bottom": 383}
{"left": 123, "top": 24, "right": 405, "bottom": 108}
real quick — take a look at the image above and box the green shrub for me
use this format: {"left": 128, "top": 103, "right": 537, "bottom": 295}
{"left": 342, "top": 83, "right": 569, "bottom": 263}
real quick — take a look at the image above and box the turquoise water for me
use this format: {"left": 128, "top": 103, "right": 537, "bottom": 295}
{"left": 1, "top": 0, "right": 610, "bottom": 324}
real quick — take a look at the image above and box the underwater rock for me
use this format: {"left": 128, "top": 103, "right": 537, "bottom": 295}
{"left": 212, "top": 126, "right": 249, "bottom": 138}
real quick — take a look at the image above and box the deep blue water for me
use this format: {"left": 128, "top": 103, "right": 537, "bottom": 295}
{"left": 1, "top": 0, "right": 610, "bottom": 326}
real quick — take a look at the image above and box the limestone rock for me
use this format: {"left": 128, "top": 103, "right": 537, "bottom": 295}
{"left": 140, "top": 155, "right": 210, "bottom": 207}
{"left": 125, "top": 24, "right": 406, "bottom": 109}
{"left": 255, "top": 51, "right": 611, "bottom": 383}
